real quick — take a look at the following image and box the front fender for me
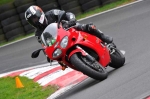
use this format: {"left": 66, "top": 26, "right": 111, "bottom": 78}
{"left": 68, "top": 47, "right": 87, "bottom": 59}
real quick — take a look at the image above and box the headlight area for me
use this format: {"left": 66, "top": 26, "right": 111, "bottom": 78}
{"left": 60, "top": 36, "right": 68, "bottom": 48}
{"left": 53, "top": 48, "right": 62, "bottom": 58}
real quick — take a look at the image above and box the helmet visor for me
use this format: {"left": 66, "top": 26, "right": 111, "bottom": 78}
{"left": 28, "top": 15, "right": 39, "bottom": 27}
{"left": 28, "top": 14, "right": 48, "bottom": 29}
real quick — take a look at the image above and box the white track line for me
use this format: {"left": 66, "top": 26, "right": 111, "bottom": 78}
{"left": 37, "top": 68, "right": 73, "bottom": 86}
{"left": 0, "top": 62, "right": 59, "bottom": 77}
{"left": 47, "top": 83, "right": 77, "bottom": 99}
{"left": 20, "top": 65, "right": 60, "bottom": 79}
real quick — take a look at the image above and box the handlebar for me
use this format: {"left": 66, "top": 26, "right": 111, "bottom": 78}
{"left": 61, "top": 20, "right": 76, "bottom": 31}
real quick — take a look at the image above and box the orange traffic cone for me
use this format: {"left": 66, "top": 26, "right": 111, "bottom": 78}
{"left": 15, "top": 76, "right": 24, "bottom": 88}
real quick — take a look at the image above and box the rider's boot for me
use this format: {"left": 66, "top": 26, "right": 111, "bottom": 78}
{"left": 86, "top": 23, "right": 113, "bottom": 44}
{"left": 95, "top": 29, "right": 113, "bottom": 44}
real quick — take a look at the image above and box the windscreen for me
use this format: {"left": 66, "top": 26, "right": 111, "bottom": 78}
{"left": 41, "top": 23, "right": 58, "bottom": 46}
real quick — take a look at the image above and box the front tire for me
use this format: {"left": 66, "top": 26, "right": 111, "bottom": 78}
{"left": 70, "top": 53, "right": 108, "bottom": 80}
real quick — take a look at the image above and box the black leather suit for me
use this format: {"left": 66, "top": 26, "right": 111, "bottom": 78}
{"left": 35, "top": 9, "right": 112, "bottom": 44}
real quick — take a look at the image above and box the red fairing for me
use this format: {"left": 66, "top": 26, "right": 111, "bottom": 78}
{"left": 43, "top": 23, "right": 110, "bottom": 69}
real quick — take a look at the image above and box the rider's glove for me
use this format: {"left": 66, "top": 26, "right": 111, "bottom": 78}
{"left": 62, "top": 20, "right": 69, "bottom": 29}
{"left": 86, "top": 23, "right": 96, "bottom": 32}
{"left": 68, "top": 19, "right": 76, "bottom": 27}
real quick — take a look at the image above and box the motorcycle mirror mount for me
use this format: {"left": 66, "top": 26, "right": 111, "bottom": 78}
{"left": 57, "top": 10, "right": 66, "bottom": 28}
{"left": 31, "top": 49, "right": 44, "bottom": 58}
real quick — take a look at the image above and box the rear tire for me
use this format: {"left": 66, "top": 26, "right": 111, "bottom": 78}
{"left": 109, "top": 48, "right": 125, "bottom": 69}
{"left": 70, "top": 53, "right": 108, "bottom": 80}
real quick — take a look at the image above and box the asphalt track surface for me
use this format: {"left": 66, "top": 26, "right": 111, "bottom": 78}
{"left": 1, "top": 0, "right": 150, "bottom": 99}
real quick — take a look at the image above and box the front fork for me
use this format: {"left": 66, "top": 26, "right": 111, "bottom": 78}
{"left": 60, "top": 45, "right": 97, "bottom": 71}
{"left": 70, "top": 46, "right": 103, "bottom": 70}
{"left": 76, "top": 46, "right": 95, "bottom": 63}
{"left": 68, "top": 45, "right": 95, "bottom": 61}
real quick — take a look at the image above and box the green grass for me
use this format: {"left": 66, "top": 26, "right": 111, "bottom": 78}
{"left": 76, "top": 0, "right": 135, "bottom": 19}
{"left": 0, "top": 0, "right": 14, "bottom": 5}
{"left": 0, "top": 76, "right": 58, "bottom": 99}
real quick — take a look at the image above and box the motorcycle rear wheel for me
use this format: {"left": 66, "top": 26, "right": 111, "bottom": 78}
{"left": 109, "top": 48, "right": 125, "bottom": 69}
{"left": 70, "top": 53, "right": 108, "bottom": 80}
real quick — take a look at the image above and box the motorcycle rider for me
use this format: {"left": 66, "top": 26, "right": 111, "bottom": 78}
{"left": 25, "top": 5, "right": 113, "bottom": 44}
{"left": 25, "top": 5, "right": 113, "bottom": 62}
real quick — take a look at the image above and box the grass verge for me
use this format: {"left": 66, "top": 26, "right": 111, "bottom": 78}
{"left": 0, "top": 0, "right": 14, "bottom": 5}
{"left": 0, "top": 76, "right": 58, "bottom": 99}
{"left": 76, "top": 0, "right": 135, "bottom": 19}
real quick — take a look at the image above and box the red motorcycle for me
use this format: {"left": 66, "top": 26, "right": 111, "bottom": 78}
{"left": 32, "top": 11, "right": 125, "bottom": 80}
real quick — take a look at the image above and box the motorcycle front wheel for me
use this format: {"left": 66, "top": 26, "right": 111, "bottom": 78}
{"left": 70, "top": 53, "right": 108, "bottom": 80}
